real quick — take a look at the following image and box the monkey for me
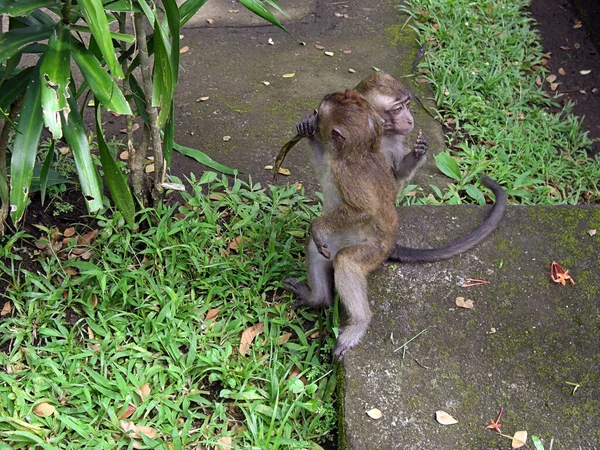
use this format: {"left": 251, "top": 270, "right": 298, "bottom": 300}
{"left": 292, "top": 72, "right": 506, "bottom": 263}
{"left": 284, "top": 90, "right": 398, "bottom": 360}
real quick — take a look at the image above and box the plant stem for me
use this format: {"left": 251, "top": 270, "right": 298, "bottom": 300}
{"left": 133, "top": 12, "right": 164, "bottom": 207}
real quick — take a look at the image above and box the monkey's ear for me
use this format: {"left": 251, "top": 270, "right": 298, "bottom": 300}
{"left": 330, "top": 127, "right": 346, "bottom": 151}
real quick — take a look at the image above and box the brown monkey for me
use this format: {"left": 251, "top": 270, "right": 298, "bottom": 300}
{"left": 284, "top": 90, "right": 398, "bottom": 360}
{"left": 295, "top": 72, "right": 506, "bottom": 263}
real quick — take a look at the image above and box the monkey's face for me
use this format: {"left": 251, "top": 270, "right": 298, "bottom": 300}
{"left": 376, "top": 95, "right": 414, "bottom": 136}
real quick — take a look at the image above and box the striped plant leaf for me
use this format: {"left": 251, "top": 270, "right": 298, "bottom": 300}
{"left": 0, "top": 25, "right": 53, "bottom": 64}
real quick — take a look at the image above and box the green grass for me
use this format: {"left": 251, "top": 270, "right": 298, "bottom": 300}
{"left": 0, "top": 173, "right": 336, "bottom": 449}
{"left": 400, "top": 0, "right": 600, "bottom": 205}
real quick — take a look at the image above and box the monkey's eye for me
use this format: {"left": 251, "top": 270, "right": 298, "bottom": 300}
{"left": 391, "top": 106, "right": 403, "bottom": 114}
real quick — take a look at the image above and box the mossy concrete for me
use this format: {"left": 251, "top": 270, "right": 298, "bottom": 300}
{"left": 341, "top": 205, "right": 600, "bottom": 450}
{"left": 164, "top": 0, "right": 447, "bottom": 196}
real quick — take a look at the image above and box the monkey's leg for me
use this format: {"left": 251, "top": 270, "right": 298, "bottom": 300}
{"left": 285, "top": 239, "right": 335, "bottom": 309}
{"left": 394, "top": 131, "right": 428, "bottom": 180}
{"left": 332, "top": 243, "right": 384, "bottom": 360}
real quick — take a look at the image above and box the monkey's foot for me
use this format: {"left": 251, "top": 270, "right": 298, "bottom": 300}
{"left": 414, "top": 130, "right": 428, "bottom": 158}
{"left": 333, "top": 324, "right": 368, "bottom": 360}
{"left": 296, "top": 112, "right": 317, "bottom": 137}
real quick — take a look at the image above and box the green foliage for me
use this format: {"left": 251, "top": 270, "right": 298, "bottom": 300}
{"left": 0, "top": 177, "right": 336, "bottom": 448}
{"left": 400, "top": 0, "right": 600, "bottom": 205}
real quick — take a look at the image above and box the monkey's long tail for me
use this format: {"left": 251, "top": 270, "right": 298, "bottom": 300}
{"left": 388, "top": 176, "right": 507, "bottom": 263}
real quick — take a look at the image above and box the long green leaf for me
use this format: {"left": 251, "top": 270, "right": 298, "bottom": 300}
{"left": 77, "top": 0, "right": 124, "bottom": 79}
{"left": 152, "top": 10, "right": 174, "bottom": 128}
{"left": 162, "top": 0, "right": 180, "bottom": 80}
{"left": 163, "top": 102, "right": 174, "bottom": 166}
{"left": 95, "top": 106, "right": 135, "bottom": 227}
{"left": 10, "top": 62, "right": 43, "bottom": 224}
{"left": 0, "top": 25, "right": 53, "bottom": 64}
{"left": 0, "top": 0, "right": 57, "bottom": 16}
{"left": 40, "top": 23, "right": 71, "bottom": 139}
{"left": 179, "top": 0, "right": 208, "bottom": 27}
{"left": 434, "top": 151, "right": 462, "bottom": 181}
{"left": 238, "top": 0, "right": 287, "bottom": 32}
{"left": 62, "top": 94, "right": 103, "bottom": 213}
{"left": 101, "top": 0, "right": 142, "bottom": 12}
{"left": 173, "top": 142, "right": 238, "bottom": 175}
{"left": 70, "top": 25, "right": 135, "bottom": 43}
{"left": 38, "top": 140, "right": 54, "bottom": 204}
{"left": 0, "top": 68, "right": 34, "bottom": 109}
{"left": 71, "top": 40, "right": 132, "bottom": 115}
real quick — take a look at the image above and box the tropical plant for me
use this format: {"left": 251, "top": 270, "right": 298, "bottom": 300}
{"left": 0, "top": 0, "right": 286, "bottom": 235}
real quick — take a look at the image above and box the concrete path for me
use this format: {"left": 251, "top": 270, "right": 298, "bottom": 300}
{"left": 171, "top": 0, "right": 446, "bottom": 195}
{"left": 167, "top": 1, "right": 600, "bottom": 449}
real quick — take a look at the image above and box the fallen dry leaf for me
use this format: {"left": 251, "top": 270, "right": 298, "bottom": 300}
{"left": 588, "top": 229, "right": 597, "bottom": 237}
{"left": 296, "top": 183, "right": 303, "bottom": 190}
{"left": 229, "top": 236, "right": 244, "bottom": 251}
{"left": 580, "top": 69, "right": 592, "bottom": 75}
{"left": 315, "top": 44, "right": 325, "bottom": 50}
{"left": 268, "top": 38, "right": 274, "bottom": 45}
{"left": 277, "top": 168, "right": 290, "bottom": 176}
{"left": 120, "top": 404, "right": 136, "bottom": 419}
{"left": 180, "top": 46, "right": 189, "bottom": 53}
{"left": 33, "top": 402, "right": 56, "bottom": 417}
{"left": 64, "top": 227, "right": 75, "bottom": 237}
{"left": 558, "top": 67, "right": 566, "bottom": 76}
{"left": 228, "top": 9, "right": 239, "bottom": 13}
{"left": 196, "top": 96, "right": 209, "bottom": 102}
{"left": 209, "top": 192, "right": 227, "bottom": 201}
{"left": 278, "top": 332, "right": 293, "bottom": 345}
{"left": 512, "top": 430, "right": 527, "bottom": 448}
{"left": 119, "top": 150, "right": 129, "bottom": 160}
{"left": 262, "top": 81, "right": 270, "bottom": 86}
{"left": 455, "top": 297, "right": 475, "bottom": 309}
{"left": 435, "top": 410, "right": 458, "bottom": 425}
{"left": 348, "top": 68, "right": 356, "bottom": 73}
{"left": 535, "top": 76, "right": 542, "bottom": 86}
{"left": 343, "top": 49, "right": 352, "bottom": 54}
{"left": 239, "top": 323, "right": 264, "bottom": 356}
{"left": 1, "top": 301, "right": 12, "bottom": 316}
{"left": 207, "top": 18, "right": 214, "bottom": 24}
{"left": 205, "top": 308, "right": 220, "bottom": 321}
{"left": 366, "top": 408, "right": 383, "bottom": 420}
{"left": 217, "top": 436, "right": 232, "bottom": 449}
{"left": 120, "top": 421, "right": 158, "bottom": 440}
{"left": 145, "top": 164, "right": 155, "bottom": 173}
{"left": 324, "top": 51, "right": 334, "bottom": 57}
{"left": 139, "top": 383, "right": 151, "bottom": 401}
{"left": 222, "top": 135, "right": 231, "bottom": 142}
{"left": 550, "top": 82, "right": 560, "bottom": 91}
{"left": 560, "top": 45, "right": 571, "bottom": 51}
{"left": 573, "top": 20, "right": 582, "bottom": 29}
{"left": 282, "top": 73, "right": 295, "bottom": 78}
{"left": 58, "top": 146, "right": 70, "bottom": 155}
{"left": 546, "top": 74, "right": 557, "bottom": 83}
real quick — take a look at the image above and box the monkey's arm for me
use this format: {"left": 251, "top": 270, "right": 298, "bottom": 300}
{"left": 393, "top": 130, "right": 428, "bottom": 181}
{"left": 296, "top": 112, "right": 317, "bottom": 138}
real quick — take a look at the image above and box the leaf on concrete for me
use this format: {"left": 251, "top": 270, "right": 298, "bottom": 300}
{"left": 455, "top": 297, "right": 474, "bottom": 309}
{"left": 435, "top": 410, "right": 458, "bottom": 425}
{"left": 366, "top": 408, "right": 383, "bottom": 420}
{"left": 324, "top": 51, "right": 334, "bottom": 56}
{"left": 282, "top": 73, "right": 295, "bottom": 78}
{"left": 180, "top": 46, "right": 189, "bottom": 53}
{"left": 580, "top": 70, "right": 591, "bottom": 75}
{"left": 315, "top": 44, "right": 324, "bottom": 50}
{"left": 512, "top": 430, "right": 527, "bottom": 448}
{"left": 196, "top": 96, "right": 209, "bottom": 102}
{"left": 222, "top": 135, "right": 231, "bottom": 142}
{"left": 239, "top": 322, "right": 264, "bottom": 356}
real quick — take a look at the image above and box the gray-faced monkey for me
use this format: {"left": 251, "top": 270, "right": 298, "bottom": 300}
{"left": 284, "top": 90, "right": 398, "bottom": 360}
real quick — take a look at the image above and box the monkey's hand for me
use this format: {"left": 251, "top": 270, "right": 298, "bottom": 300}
{"left": 414, "top": 130, "right": 428, "bottom": 158}
{"left": 311, "top": 224, "right": 331, "bottom": 259}
{"left": 296, "top": 112, "right": 317, "bottom": 137}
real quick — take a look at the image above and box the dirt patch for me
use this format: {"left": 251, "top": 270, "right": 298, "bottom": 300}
{"left": 529, "top": 0, "right": 600, "bottom": 157}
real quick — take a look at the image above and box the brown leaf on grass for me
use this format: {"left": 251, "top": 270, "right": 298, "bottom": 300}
{"left": 229, "top": 236, "right": 244, "bottom": 251}
{"left": 209, "top": 192, "right": 227, "bottom": 201}
{"left": 217, "top": 436, "right": 232, "bottom": 449}
{"left": 1, "top": 301, "right": 12, "bottom": 316}
{"left": 90, "top": 293, "right": 98, "bottom": 308}
{"left": 119, "top": 420, "right": 158, "bottom": 440}
{"left": 278, "top": 332, "right": 293, "bottom": 345}
{"left": 64, "top": 227, "right": 76, "bottom": 237}
{"left": 455, "top": 297, "right": 475, "bottom": 309}
{"left": 435, "top": 410, "right": 458, "bottom": 425}
{"left": 58, "top": 146, "right": 70, "bottom": 155}
{"left": 138, "top": 383, "right": 151, "bottom": 401}
{"left": 512, "top": 430, "right": 527, "bottom": 448}
{"left": 120, "top": 404, "right": 136, "bottom": 419}
{"left": 205, "top": 308, "right": 220, "bottom": 321}
{"left": 33, "top": 402, "right": 56, "bottom": 417}
{"left": 239, "top": 322, "right": 264, "bottom": 356}
{"left": 289, "top": 365, "right": 301, "bottom": 379}
{"left": 119, "top": 151, "right": 129, "bottom": 160}
{"left": 79, "top": 230, "right": 98, "bottom": 245}
{"left": 34, "top": 240, "right": 49, "bottom": 250}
